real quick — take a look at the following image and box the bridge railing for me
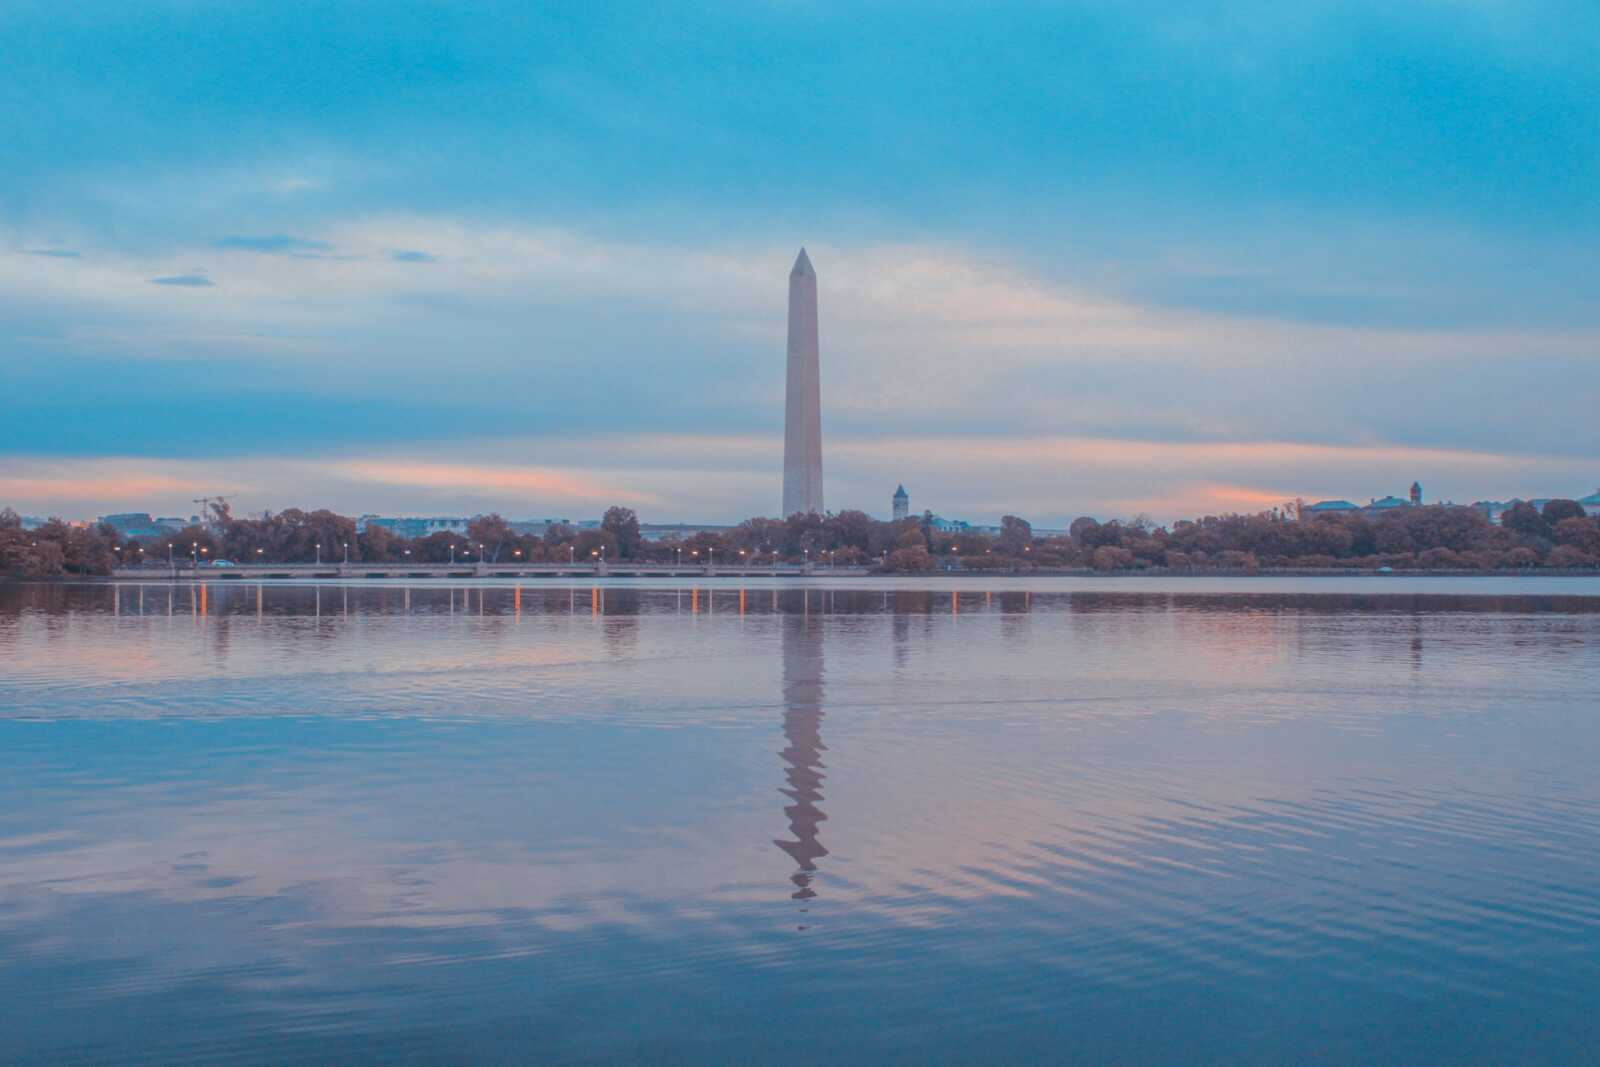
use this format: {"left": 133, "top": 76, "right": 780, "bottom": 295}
{"left": 109, "top": 560, "right": 852, "bottom": 578}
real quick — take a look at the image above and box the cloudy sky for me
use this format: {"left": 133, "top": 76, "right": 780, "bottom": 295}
{"left": 4, "top": 1, "right": 1597, "bottom": 524}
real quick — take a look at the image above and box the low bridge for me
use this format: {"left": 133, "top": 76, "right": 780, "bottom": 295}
{"left": 112, "top": 562, "right": 870, "bottom": 580}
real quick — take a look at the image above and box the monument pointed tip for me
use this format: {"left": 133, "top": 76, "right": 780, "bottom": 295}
{"left": 791, "top": 247, "right": 814, "bottom": 277}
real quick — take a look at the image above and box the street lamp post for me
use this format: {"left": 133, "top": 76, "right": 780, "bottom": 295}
{"left": 315, "top": 543, "right": 322, "bottom": 566}
{"left": 343, "top": 542, "right": 349, "bottom": 565}
{"left": 449, "top": 543, "right": 456, "bottom": 565}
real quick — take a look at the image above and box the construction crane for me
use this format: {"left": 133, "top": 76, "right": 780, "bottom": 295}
{"left": 192, "top": 494, "right": 234, "bottom": 529}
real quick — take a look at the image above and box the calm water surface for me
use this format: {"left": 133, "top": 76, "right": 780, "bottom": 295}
{"left": 3, "top": 578, "right": 1599, "bottom": 1064}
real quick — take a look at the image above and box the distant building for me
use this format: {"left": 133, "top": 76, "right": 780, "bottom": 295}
{"left": 98, "top": 512, "right": 193, "bottom": 539}
{"left": 925, "top": 514, "right": 968, "bottom": 533}
{"left": 1305, "top": 488, "right": 1438, "bottom": 520}
{"left": 99, "top": 512, "right": 153, "bottom": 529}
{"left": 1473, "top": 498, "right": 1566, "bottom": 525}
{"left": 98, "top": 512, "right": 163, "bottom": 538}
{"left": 1472, "top": 501, "right": 1512, "bottom": 524}
{"left": 639, "top": 523, "right": 735, "bottom": 542}
{"left": 892, "top": 484, "right": 909, "bottom": 522}
{"left": 1363, "top": 495, "right": 1411, "bottom": 517}
{"left": 508, "top": 518, "right": 578, "bottom": 537}
{"left": 357, "top": 515, "right": 471, "bottom": 539}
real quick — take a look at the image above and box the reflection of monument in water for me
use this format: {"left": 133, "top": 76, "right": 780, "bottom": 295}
{"left": 774, "top": 607, "right": 828, "bottom": 901}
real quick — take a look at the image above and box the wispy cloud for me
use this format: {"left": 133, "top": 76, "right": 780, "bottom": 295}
{"left": 327, "top": 460, "right": 655, "bottom": 506}
{"left": 270, "top": 176, "right": 323, "bottom": 194}
{"left": 23, "top": 248, "right": 81, "bottom": 259}
{"left": 215, "top": 234, "right": 330, "bottom": 256}
{"left": 390, "top": 250, "right": 435, "bottom": 263}
{"left": 148, "top": 273, "right": 214, "bottom": 287}
{"left": 0, "top": 466, "right": 212, "bottom": 503}
{"left": 4, "top": 433, "right": 1590, "bottom": 525}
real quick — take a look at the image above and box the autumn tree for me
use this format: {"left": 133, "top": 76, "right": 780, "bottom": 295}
{"left": 358, "top": 523, "right": 396, "bottom": 562}
{"left": 823, "top": 509, "right": 877, "bottom": 553}
{"left": 1501, "top": 502, "right": 1549, "bottom": 540}
{"left": 727, "top": 516, "right": 786, "bottom": 557}
{"left": 883, "top": 545, "right": 933, "bottom": 572}
{"left": 0, "top": 527, "right": 65, "bottom": 576}
{"left": 782, "top": 512, "right": 825, "bottom": 557}
{"left": 1547, "top": 545, "right": 1596, "bottom": 568}
{"left": 1091, "top": 545, "right": 1136, "bottom": 572}
{"left": 601, "top": 506, "right": 642, "bottom": 559}
{"left": 997, "top": 515, "right": 1033, "bottom": 556}
{"left": 437, "top": 531, "right": 476, "bottom": 562}
{"left": 681, "top": 530, "right": 726, "bottom": 561}
{"left": 1542, "top": 499, "right": 1587, "bottom": 525}
{"left": 468, "top": 513, "right": 515, "bottom": 562}
{"left": 168, "top": 524, "right": 221, "bottom": 563}
{"left": 573, "top": 528, "right": 619, "bottom": 561}
{"left": 1553, "top": 517, "right": 1600, "bottom": 556}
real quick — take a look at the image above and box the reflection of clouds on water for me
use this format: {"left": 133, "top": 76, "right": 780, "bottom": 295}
{"left": 775, "top": 605, "right": 827, "bottom": 902}
{"left": 3, "top": 579, "right": 1600, "bottom": 1060}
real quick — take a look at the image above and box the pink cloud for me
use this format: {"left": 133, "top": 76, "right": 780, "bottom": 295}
{"left": 0, "top": 473, "right": 208, "bottom": 502}
{"left": 327, "top": 460, "right": 656, "bottom": 506}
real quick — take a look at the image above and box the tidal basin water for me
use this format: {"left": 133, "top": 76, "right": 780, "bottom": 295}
{"left": 3, "top": 578, "right": 1599, "bottom": 1064}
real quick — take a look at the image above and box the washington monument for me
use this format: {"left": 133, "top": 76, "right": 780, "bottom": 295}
{"left": 782, "top": 247, "right": 824, "bottom": 517}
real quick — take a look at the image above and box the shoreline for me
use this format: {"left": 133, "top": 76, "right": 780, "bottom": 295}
{"left": 11, "top": 567, "right": 1600, "bottom": 583}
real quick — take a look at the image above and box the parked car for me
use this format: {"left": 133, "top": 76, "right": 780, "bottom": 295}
{"left": 208, "top": 559, "right": 236, "bottom": 567}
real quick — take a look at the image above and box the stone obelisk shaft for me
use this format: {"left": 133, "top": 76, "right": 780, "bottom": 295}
{"left": 782, "top": 248, "right": 824, "bottom": 517}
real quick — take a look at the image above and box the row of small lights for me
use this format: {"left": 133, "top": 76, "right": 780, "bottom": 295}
{"left": 119, "top": 541, "right": 987, "bottom": 565}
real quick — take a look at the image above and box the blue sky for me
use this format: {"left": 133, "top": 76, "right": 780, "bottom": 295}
{"left": 4, "top": 0, "right": 1597, "bottom": 523}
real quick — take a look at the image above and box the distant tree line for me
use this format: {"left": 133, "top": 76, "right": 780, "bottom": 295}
{"left": 4, "top": 499, "right": 1599, "bottom": 578}
{"left": 0, "top": 509, "right": 121, "bottom": 577}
